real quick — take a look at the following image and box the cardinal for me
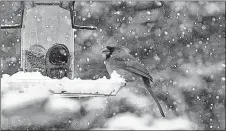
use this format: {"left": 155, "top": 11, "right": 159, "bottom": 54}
{"left": 102, "top": 45, "right": 165, "bottom": 117}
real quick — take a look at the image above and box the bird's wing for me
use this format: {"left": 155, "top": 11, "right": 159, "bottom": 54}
{"left": 113, "top": 56, "right": 153, "bottom": 82}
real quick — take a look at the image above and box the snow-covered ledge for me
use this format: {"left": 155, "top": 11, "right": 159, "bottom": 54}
{"left": 1, "top": 70, "right": 125, "bottom": 95}
{"left": 1, "top": 71, "right": 125, "bottom": 115}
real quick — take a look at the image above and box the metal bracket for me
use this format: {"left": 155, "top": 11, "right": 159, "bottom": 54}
{"left": 51, "top": 92, "right": 116, "bottom": 98}
{"left": 69, "top": 1, "right": 97, "bottom": 30}
{"left": 50, "top": 81, "right": 126, "bottom": 98}
{"left": 31, "top": 2, "right": 63, "bottom": 7}
{"left": 1, "top": 1, "right": 25, "bottom": 29}
{"left": 1, "top": 1, "right": 97, "bottom": 30}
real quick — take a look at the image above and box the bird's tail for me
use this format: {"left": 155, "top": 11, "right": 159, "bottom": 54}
{"left": 143, "top": 77, "right": 165, "bottom": 117}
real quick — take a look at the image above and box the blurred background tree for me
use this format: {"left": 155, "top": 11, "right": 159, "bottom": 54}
{"left": 1, "top": 1, "right": 225, "bottom": 130}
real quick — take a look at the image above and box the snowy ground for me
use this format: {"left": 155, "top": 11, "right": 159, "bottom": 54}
{"left": 1, "top": 71, "right": 196, "bottom": 130}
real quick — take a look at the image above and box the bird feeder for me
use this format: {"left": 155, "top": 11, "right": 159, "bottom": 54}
{"left": 1, "top": 1, "right": 124, "bottom": 97}
{"left": 1, "top": 1, "right": 97, "bottom": 79}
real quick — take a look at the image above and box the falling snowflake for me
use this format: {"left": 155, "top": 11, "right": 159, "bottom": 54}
{"left": 201, "top": 25, "right": 206, "bottom": 30}
{"left": 185, "top": 69, "right": 189, "bottom": 73}
{"left": 86, "top": 58, "right": 90, "bottom": 62}
{"left": 216, "top": 96, "right": 219, "bottom": 99}
{"left": 154, "top": 55, "right": 160, "bottom": 61}
{"left": 114, "top": 11, "right": 121, "bottom": 15}
{"left": 10, "top": 57, "right": 17, "bottom": 62}
{"left": 164, "top": 31, "right": 168, "bottom": 35}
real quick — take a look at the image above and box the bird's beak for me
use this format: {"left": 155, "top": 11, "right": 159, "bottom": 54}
{"left": 102, "top": 48, "right": 111, "bottom": 56}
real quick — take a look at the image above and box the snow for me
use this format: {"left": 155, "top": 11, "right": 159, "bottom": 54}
{"left": 1, "top": 70, "right": 197, "bottom": 130}
{"left": 2, "top": 91, "right": 50, "bottom": 115}
{"left": 1, "top": 70, "right": 125, "bottom": 115}
{"left": 45, "top": 97, "right": 81, "bottom": 114}
{"left": 82, "top": 97, "right": 107, "bottom": 111}
{"left": 216, "top": 96, "right": 219, "bottom": 99}
{"left": 1, "top": 1, "right": 224, "bottom": 130}
{"left": 101, "top": 113, "right": 193, "bottom": 130}
{"left": 1, "top": 70, "right": 125, "bottom": 95}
